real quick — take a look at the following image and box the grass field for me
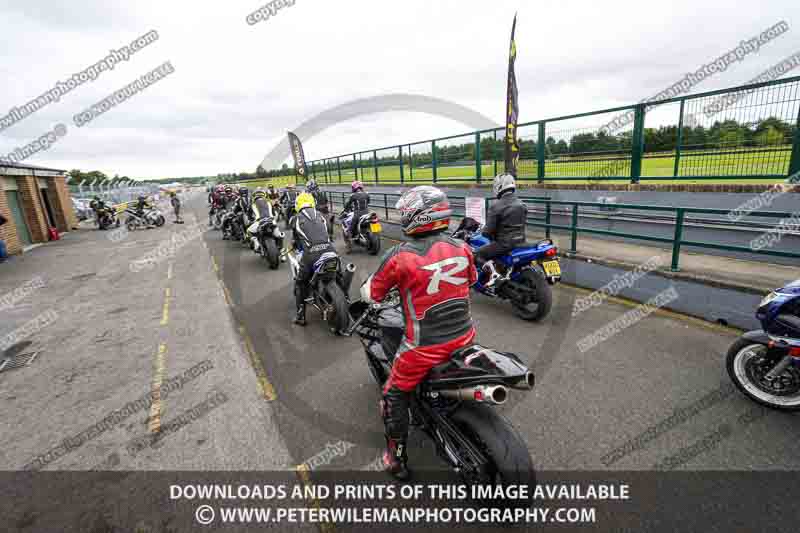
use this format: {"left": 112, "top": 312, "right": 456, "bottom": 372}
{"left": 240, "top": 175, "right": 297, "bottom": 189}
{"left": 244, "top": 147, "right": 794, "bottom": 188}
{"left": 305, "top": 146, "right": 793, "bottom": 185}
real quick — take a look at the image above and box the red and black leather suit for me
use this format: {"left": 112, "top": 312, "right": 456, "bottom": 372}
{"left": 361, "top": 233, "right": 477, "bottom": 446}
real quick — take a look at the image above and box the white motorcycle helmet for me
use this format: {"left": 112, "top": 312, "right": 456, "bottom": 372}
{"left": 493, "top": 173, "right": 516, "bottom": 198}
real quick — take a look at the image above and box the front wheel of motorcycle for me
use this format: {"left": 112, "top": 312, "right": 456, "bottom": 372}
{"left": 511, "top": 270, "right": 552, "bottom": 322}
{"left": 726, "top": 337, "right": 800, "bottom": 411}
{"left": 324, "top": 282, "right": 350, "bottom": 335}
{"left": 367, "top": 232, "right": 381, "bottom": 256}
{"left": 263, "top": 238, "right": 280, "bottom": 270}
{"left": 155, "top": 215, "right": 165, "bottom": 227}
{"left": 451, "top": 403, "right": 536, "bottom": 509}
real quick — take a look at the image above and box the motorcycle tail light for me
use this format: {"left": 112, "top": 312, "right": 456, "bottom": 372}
{"left": 473, "top": 389, "right": 484, "bottom": 401}
{"left": 790, "top": 347, "right": 800, "bottom": 357}
{"left": 545, "top": 247, "right": 557, "bottom": 257}
{"left": 371, "top": 214, "right": 379, "bottom": 222}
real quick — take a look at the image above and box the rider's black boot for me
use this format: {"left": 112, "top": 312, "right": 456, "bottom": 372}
{"left": 381, "top": 386, "right": 412, "bottom": 481}
{"left": 382, "top": 436, "right": 411, "bottom": 481}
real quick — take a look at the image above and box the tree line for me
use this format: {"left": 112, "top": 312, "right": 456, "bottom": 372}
{"left": 291, "top": 115, "right": 796, "bottom": 175}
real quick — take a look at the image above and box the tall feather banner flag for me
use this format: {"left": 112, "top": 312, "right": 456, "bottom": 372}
{"left": 287, "top": 131, "right": 308, "bottom": 183}
{"left": 504, "top": 14, "right": 520, "bottom": 177}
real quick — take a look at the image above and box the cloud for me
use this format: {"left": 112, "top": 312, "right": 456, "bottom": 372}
{"left": 0, "top": 0, "right": 798, "bottom": 178}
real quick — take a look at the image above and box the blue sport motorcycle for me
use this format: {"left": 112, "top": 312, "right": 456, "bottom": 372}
{"left": 727, "top": 279, "right": 800, "bottom": 411}
{"left": 453, "top": 217, "right": 561, "bottom": 321}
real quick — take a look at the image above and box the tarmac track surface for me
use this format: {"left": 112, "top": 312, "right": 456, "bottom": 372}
{"left": 190, "top": 198, "right": 800, "bottom": 473}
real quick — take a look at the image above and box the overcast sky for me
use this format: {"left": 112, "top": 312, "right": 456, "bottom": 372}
{"left": 1, "top": 0, "right": 798, "bottom": 179}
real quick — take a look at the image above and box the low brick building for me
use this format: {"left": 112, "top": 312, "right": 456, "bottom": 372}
{"left": 1, "top": 162, "right": 78, "bottom": 256}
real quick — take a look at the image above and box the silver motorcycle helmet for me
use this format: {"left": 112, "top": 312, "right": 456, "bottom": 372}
{"left": 493, "top": 173, "right": 516, "bottom": 198}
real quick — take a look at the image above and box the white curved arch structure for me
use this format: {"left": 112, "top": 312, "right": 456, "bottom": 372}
{"left": 259, "top": 94, "right": 499, "bottom": 171}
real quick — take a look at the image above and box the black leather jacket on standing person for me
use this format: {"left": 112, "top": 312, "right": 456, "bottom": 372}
{"left": 482, "top": 191, "right": 527, "bottom": 246}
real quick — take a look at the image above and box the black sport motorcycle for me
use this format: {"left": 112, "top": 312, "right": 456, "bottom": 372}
{"left": 272, "top": 201, "right": 285, "bottom": 224}
{"left": 96, "top": 207, "right": 119, "bottom": 230}
{"left": 287, "top": 249, "right": 356, "bottom": 335}
{"left": 248, "top": 217, "right": 284, "bottom": 269}
{"left": 347, "top": 295, "right": 536, "bottom": 504}
{"left": 210, "top": 206, "right": 225, "bottom": 230}
{"left": 222, "top": 210, "right": 244, "bottom": 242}
{"left": 340, "top": 210, "right": 382, "bottom": 255}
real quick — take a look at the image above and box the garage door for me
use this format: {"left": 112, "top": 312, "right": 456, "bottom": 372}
{"left": 6, "top": 190, "right": 32, "bottom": 246}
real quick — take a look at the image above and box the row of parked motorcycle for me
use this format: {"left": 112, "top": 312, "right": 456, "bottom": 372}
{"left": 94, "top": 201, "right": 166, "bottom": 231}
{"left": 207, "top": 194, "right": 384, "bottom": 334}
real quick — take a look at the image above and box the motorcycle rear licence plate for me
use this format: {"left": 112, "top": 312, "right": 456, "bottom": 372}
{"left": 370, "top": 223, "right": 382, "bottom": 233}
{"left": 540, "top": 260, "right": 561, "bottom": 277}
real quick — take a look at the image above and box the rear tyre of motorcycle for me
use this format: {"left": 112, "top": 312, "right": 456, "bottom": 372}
{"left": 324, "top": 282, "right": 350, "bottom": 335}
{"left": 511, "top": 270, "right": 552, "bottom": 322}
{"left": 451, "top": 403, "right": 536, "bottom": 508}
{"left": 365, "top": 351, "right": 389, "bottom": 387}
{"left": 726, "top": 337, "right": 800, "bottom": 411}
{"left": 367, "top": 232, "right": 381, "bottom": 255}
{"left": 156, "top": 215, "right": 165, "bottom": 227}
{"left": 126, "top": 220, "right": 136, "bottom": 232}
{"left": 264, "top": 238, "right": 280, "bottom": 270}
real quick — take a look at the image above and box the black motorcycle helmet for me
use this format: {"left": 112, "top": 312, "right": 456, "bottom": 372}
{"left": 238, "top": 187, "right": 249, "bottom": 198}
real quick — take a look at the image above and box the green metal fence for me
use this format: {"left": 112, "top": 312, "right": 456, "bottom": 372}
{"left": 325, "top": 191, "right": 800, "bottom": 271}
{"left": 304, "top": 76, "right": 800, "bottom": 185}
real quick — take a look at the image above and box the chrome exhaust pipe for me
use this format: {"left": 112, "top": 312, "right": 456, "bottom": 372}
{"left": 523, "top": 371, "right": 535, "bottom": 390}
{"left": 437, "top": 385, "right": 508, "bottom": 405}
{"left": 341, "top": 263, "right": 357, "bottom": 294}
{"left": 508, "top": 371, "right": 535, "bottom": 391}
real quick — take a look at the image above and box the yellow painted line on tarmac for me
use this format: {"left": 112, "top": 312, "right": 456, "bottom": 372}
{"left": 211, "top": 255, "right": 219, "bottom": 273}
{"left": 220, "top": 282, "right": 234, "bottom": 307}
{"left": 239, "top": 325, "right": 277, "bottom": 401}
{"left": 295, "top": 464, "right": 336, "bottom": 533}
{"left": 148, "top": 343, "right": 167, "bottom": 433}
{"left": 161, "top": 286, "right": 171, "bottom": 326}
{"left": 560, "top": 283, "right": 743, "bottom": 336}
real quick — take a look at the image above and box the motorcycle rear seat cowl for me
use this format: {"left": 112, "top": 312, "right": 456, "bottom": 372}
{"left": 426, "top": 343, "right": 529, "bottom": 385}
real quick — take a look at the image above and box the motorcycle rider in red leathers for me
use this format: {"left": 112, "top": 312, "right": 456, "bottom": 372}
{"left": 359, "top": 186, "right": 477, "bottom": 480}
